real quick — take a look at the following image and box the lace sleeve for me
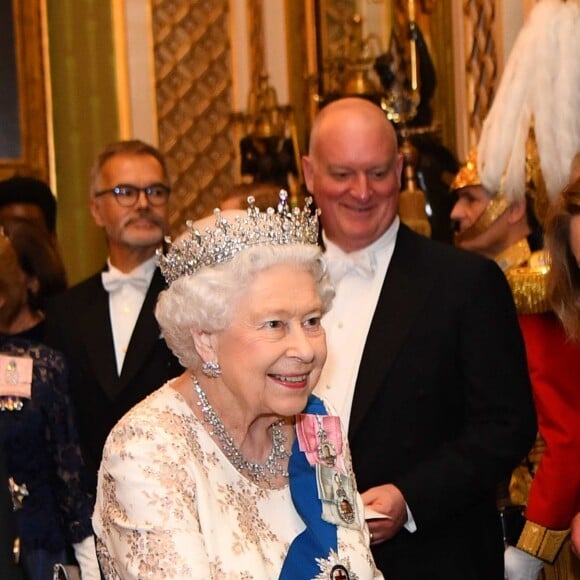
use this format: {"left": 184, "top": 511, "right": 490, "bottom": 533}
{"left": 41, "top": 346, "right": 94, "bottom": 543}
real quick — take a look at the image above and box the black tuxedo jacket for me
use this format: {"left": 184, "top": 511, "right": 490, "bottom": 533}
{"left": 44, "top": 268, "right": 184, "bottom": 492}
{"left": 347, "top": 225, "right": 537, "bottom": 579}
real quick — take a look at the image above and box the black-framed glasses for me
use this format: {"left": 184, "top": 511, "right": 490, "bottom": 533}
{"left": 94, "top": 183, "right": 171, "bottom": 207}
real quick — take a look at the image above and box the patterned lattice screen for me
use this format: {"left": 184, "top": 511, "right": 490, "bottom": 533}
{"left": 152, "top": 0, "right": 236, "bottom": 229}
{"left": 463, "top": 0, "right": 498, "bottom": 146}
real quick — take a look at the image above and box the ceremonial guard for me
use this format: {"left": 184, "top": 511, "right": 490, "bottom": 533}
{"left": 451, "top": 3, "right": 580, "bottom": 577}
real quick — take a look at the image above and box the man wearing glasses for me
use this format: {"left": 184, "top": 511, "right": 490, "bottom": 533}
{"left": 45, "top": 140, "right": 184, "bottom": 495}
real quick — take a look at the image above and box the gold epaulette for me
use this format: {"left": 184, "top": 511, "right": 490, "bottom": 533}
{"left": 517, "top": 520, "right": 570, "bottom": 563}
{"left": 505, "top": 250, "right": 550, "bottom": 314}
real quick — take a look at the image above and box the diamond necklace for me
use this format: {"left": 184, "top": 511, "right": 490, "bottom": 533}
{"left": 191, "top": 375, "right": 290, "bottom": 485}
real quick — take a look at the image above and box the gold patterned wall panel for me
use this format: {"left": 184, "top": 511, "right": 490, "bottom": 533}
{"left": 152, "top": 0, "right": 236, "bottom": 228}
{"left": 463, "top": 0, "right": 498, "bottom": 148}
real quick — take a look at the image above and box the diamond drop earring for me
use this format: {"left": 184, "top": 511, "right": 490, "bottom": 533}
{"left": 201, "top": 360, "right": 221, "bottom": 378}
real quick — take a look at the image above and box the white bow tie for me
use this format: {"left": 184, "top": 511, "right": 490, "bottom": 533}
{"left": 101, "top": 270, "right": 150, "bottom": 293}
{"left": 326, "top": 250, "right": 375, "bottom": 284}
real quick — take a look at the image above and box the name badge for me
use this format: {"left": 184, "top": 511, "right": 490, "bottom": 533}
{"left": 0, "top": 354, "right": 33, "bottom": 399}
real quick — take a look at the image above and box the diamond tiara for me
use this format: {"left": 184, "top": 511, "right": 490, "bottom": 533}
{"left": 157, "top": 190, "right": 320, "bottom": 285}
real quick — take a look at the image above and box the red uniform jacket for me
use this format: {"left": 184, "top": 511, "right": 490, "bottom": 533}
{"left": 519, "top": 312, "right": 580, "bottom": 530}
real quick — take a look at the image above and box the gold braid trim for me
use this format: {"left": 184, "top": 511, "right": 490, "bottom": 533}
{"left": 517, "top": 520, "right": 569, "bottom": 563}
{"left": 496, "top": 239, "right": 531, "bottom": 273}
{"left": 454, "top": 193, "right": 510, "bottom": 244}
{"left": 505, "top": 250, "right": 551, "bottom": 315}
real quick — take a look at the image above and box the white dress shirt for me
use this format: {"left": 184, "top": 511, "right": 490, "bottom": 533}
{"left": 316, "top": 217, "right": 399, "bottom": 431}
{"left": 316, "top": 217, "right": 417, "bottom": 532}
{"left": 103, "top": 257, "right": 156, "bottom": 375}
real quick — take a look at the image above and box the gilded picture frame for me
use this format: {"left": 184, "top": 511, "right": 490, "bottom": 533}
{"left": 0, "top": 0, "right": 50, "bottom": 182}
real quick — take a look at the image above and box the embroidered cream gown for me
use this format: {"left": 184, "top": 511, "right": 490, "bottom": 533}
{"left": 93, "top": 383, "right": 383, "bottom": 579}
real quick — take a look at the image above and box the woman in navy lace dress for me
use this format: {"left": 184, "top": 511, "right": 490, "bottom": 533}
{"left": 0, "top": 228, "right": 99, "bottom": 579}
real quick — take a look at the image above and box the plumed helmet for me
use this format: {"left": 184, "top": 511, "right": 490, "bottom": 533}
{"left": 450, "top": 148, "right": 481, "bottom": 192}
{"left": 476, "top": 0, "right": 580, "bottom": 224}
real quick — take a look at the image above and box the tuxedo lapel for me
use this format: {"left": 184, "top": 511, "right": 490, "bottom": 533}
{"left": 119, "top": 269, "right": 166, "bottom": 388}
{"left": 348, "top": 226, "right": 434, "bottom": 437}
{"left": 78, "top": 276, "right": 120, "bottom": 400}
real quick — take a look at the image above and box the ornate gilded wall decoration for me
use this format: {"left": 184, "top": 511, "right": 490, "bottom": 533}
{"left": 315, "top": 0, "right": 359, "bottom": 96}
{"left": 1, "top": 0, "right": 50, "bottom": 182}
{"left": 463, "top": 0, "right": 498, "bottom": 146}
{"left": 321, "top": 0, "right": 358, "bottom": 48}
{"left": 151, "top": 0, "right": 236, "bottom": 227}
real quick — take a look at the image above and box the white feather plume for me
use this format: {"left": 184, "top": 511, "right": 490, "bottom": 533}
{"left": 477, "top": 0, "right": 580, "bottom": 204}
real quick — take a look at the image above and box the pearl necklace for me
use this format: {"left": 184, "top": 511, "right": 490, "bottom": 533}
{"left": 192, "top": 375, "right": 290, "bottom": 486}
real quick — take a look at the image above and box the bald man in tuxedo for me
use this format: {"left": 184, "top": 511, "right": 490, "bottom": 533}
{"left": 303, "top": 97, "right": 537, "bottom": 579}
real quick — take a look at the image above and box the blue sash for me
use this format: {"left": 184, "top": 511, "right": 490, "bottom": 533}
{"left": 279, "top": 395, "right": 337, "bottom": 579}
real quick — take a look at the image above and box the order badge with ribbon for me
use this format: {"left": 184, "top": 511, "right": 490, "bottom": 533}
{"left": 295, "top": 414, "right": 344, "bottom": 470}
{"left": 295, "top": 412, "right": 359, "bottom": 530}
{"left": 0, "top": 354, "right": 33, "bottom": 411}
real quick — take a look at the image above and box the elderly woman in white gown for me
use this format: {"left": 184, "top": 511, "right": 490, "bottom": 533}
{"left": 92, "top": 193, "right": 383, "bottom": 579}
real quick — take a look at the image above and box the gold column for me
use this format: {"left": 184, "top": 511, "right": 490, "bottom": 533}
{"left": 247, "top": 0, "right": 265, "bottom": 86}
{"left": 46, "top": 0, "right": 119, "bottom": 284}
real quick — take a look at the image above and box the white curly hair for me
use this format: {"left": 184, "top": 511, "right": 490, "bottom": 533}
{"left": 155, "top": 243, "right": 334, "bottom": 369}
